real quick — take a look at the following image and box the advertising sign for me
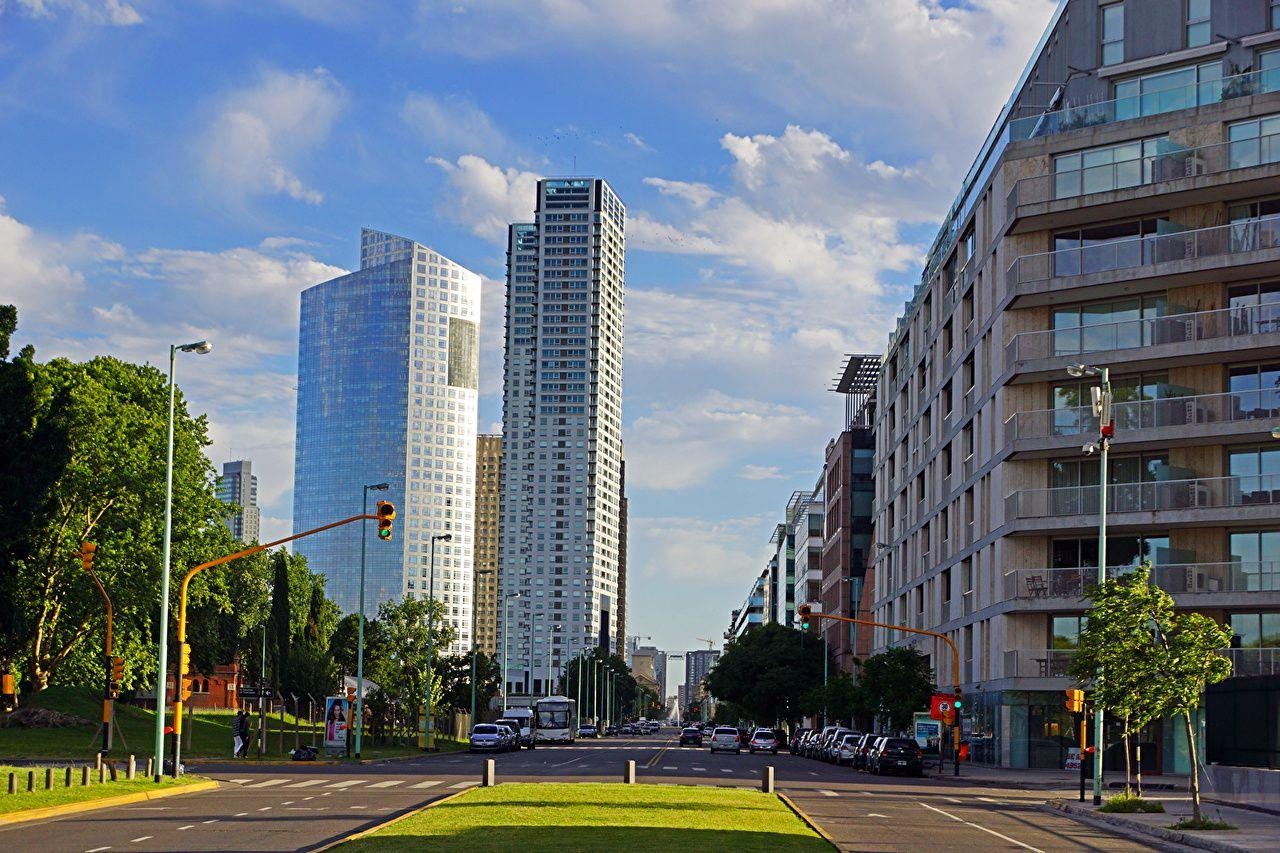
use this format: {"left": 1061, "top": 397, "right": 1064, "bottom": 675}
{"left": 324, "top": 696, "right": 349, "bottom": 750}
{"left": 1064, "top": 747, "right": 1082, "bottom": 771}
{"left": 913, "top": 718, "right": 942, "bottom": 748}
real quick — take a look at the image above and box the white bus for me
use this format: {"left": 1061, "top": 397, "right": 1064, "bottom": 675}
{"left": 533, "top": 695, "right": 577, "bottom": 745}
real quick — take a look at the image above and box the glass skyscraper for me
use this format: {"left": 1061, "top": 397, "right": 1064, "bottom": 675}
{"left": 293, "top": 228, "right": 481, "bottom": 654}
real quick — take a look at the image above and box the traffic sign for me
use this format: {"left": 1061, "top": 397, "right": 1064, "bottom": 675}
{"left": 238, "top": 686, "right": 277, "bottom": 699}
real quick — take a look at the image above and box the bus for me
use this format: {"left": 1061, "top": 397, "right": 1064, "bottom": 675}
{"left": 533, "top": 695, "right": 577, "bottom": 745}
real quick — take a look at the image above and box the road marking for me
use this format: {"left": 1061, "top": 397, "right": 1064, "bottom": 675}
{"left": 859, "top": 791, "right": 879, "bottom": 796}
{"left": 285, "top": 779, "right": 328, "bottom": 788}
{"left": 85, "top": 848, "right": 111, "bottom": 852}
{"left": 448, "top": 781, "right": 478, "bottom": 789}
{"left": 409, "top": 780, "right": 443, "bottom": 789}
{"left": 943, "top": 796, "right": 962, "bottom": 804}
{"left": 868, "top": 813, "right": 889, "bottom": 818}
{"left": 178, "top": 825, "right": 195, "bottom": 830}
{"left": 325, "top": 780, "right": 367, "bottom": 788}
{"left": 233, "top": 812, "right": 248, "bottom": 817}
{"left": 202, "top": 819, "right": 218, "bottom": 824}
{"left": 351, "top": 805, "right": 367, "bottom": 810}
{"left": 978, "top": 796, "right": 1006, "bottom": 804}
{"left": 366, "top": 780, "right": 404, "bottom": 788}
{"left": 817, "top": 790, "right": 838, "bottom": 797}
{"left": 229, "top": 778, "right": 253, "bottom": 784}
{"left": 549, "top": 756, "right": 582, "bottom": 768}
{"left": 662, "top": 766, "right": 678, "bottom": 770}
{"left": 720, "top": 769, "right": 733, "bottom": 773}
{"left": 644, "top": 746, "right": 668, "bottom": 768}
{"left": 257, "top": 807, "right": 272, "bottom": 812}
{"left": 129, "top": 838, "right": 152, "bottom": 844}
{"left": 245, "top": 778, "right": 290, "bottom": 788}
{"left": 808, "top": 771, "right": 819, "bottom": 777}
{"left": 918, "top": 802, "right": 1045, "bottom": 853}
{"left": 692, "top": 766, "right": 707, "bottom": 771}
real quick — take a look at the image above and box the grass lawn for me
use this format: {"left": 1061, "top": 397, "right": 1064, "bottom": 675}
{"left": 0, "top": 764, "right": 207, "bottom": 816}
{"left": 340, "top": 783, "right": 831, "bottom": 852}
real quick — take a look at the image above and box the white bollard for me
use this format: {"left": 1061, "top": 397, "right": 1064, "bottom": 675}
{"left": 762, "top": 765, "right": 775, "bottom": 793}
{"left": 624, "top": 759, "right": 636, "bottom": 784}
{"left": 482, "top": 759, "right": 495, "bottom": 787}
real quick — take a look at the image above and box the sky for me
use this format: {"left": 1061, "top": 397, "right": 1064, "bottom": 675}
{"left": 0, "top": 0, "right": 1059, "bottom": 693}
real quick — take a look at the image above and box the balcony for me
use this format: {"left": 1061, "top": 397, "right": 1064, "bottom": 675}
{"left": 1006, "top": 304, "right": 1280, "bottom": 380}
{"left": 1002, "top": 390, "right": 1280, "bottom": 456}
{"left": 1006, "top": 133, "right": 1280, "bottom": 236}
{"left": 1004, "top": 563, "right": 1280, "bottom": 605}
{"left": 1225, "top": 647, "right": 1280, "bottom": 677}
{"left": 1004, "top": 475, "right": 1280, "bottom": 533}
{"left": 1003, "top": 648, "right": 1074, "bottom": 680}
{"left": 1005, "top": 218, "right": 1280, "bottom": 308}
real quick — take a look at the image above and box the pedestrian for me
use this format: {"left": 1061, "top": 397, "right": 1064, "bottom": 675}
{"left": 236, "top": 710, "right": 251, "bottom": 758}
{"left": 232, "top": 710, "right": 244, "bottom": 758}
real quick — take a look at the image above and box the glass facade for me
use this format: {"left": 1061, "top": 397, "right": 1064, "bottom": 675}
{"left": 294, "top": 229, "right": 481, "bottom": 654}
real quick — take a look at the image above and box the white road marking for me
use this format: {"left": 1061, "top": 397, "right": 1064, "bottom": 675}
{"left": 409, "top": 780, "right": 443, "bottom": 789}
{"left": 549, "top": 756, "right": 582, "bottom": 768}
{"left": 720, "top": 769, "right": 733, "bottom": 773}
{"left": 84, "top": 847, "right": 111, "bottom": 852}
{"left": 808, "top": 771, "right": 819, "bottom": 777}
{"left": 978, "top": 796, "right": 1006, "bottom": 804}
{"left": 366, "top": 780, "right": 404, "bottom": 789}
{"left": 177, "top": 825, "right": 195, "bottom": 830}
{"left": 129, "top": 838, "right": 152, "bottom": 843}
{"left": 918, "top": 802, "right": 1045, "bottom": 853}
{"left": 285, "top": 779, "right": 328, "bottom": 788}
{"left": 662, "top": 766, "right": 678, "bottom": 770}
{"left": 448, "top": 781, "right": 478, "bottom": 789}
{"left": 817, "top": 790, "right": 838, "bottom": 797}
{"left": 233, "top": 812, "right": 248, "bottom": 817}
{"left": 692, "top": 766, "right": 707, "bottom": 771}
{"left": 350, "top": 805, "right": 367, "bottom": 809}
{"left": 943, "top": 797, "right": 962, "bottom": 804}
{"left": 257, "top": 807, "right": 272, "bottom": 812}
{"left": 325, "top": 780, "right": 366, "bottom": 789}
{"left": 202, "top": 819, "right": 218, "bottom": 824}
{"left": 245, "top": 778, "right": 290, "bottom": 788}
{"left": 868, "top": 812, "right": 889, "bottom": 818}
{"left": 859, "top": 791, "right": 879, "bottom": 796}
{"left": 229, "top": 778, "right": 253, "bottom": 784}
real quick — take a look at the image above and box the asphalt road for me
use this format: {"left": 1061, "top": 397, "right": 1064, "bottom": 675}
{"left": 0, "top": 732, "right": 1185, "bottom": 853}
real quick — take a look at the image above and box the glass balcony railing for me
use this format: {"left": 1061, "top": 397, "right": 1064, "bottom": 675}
{"left": 1004, "top": 562, "right": 1280, "bottom": 600}
{"left": 1006, "top": 474, "right": 1280, "bottom": 520}
{"left": 1008, "top": 133, "right": 1280, "bottom": 212}
{"left": 1003, "top": 390, "right": 1280, "bottom": 444}
{"left": 1006, "top": 68, "right": 1280, "bottom": 143}
{"left": 1006, "top": 303, "right": 1280, "bottom": 364}
{"left": 1007, "top": 216, "right": 1280, "bottom": 287}
{"left": 1225, "top": 647, "right": 1280, "bottom": 677}
{"left": 1003, "top": 648, "right": 1074, "bottom": 679}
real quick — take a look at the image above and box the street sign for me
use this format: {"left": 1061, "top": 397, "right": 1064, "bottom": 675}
{"left": 238, "top": 686, "right": 277, "bottom": 699}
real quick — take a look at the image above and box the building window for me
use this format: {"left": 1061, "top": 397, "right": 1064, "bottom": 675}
{"left": 1051, "top": 219, "right": 1169, "bottom": 277}
{"left": 1273, "top": 0, "right": 1280, "bottom": 29}
{"left": 1230, "top": 114, "right": 1280, "bottom": 170}
{"left": 1101, "top": 2, "right": 1124, "bottom": 66}
{"left": 1229, "top": 612, "right": 1280, "bottom": 648}
{"left": 1229, "top": 531, "right": 1280, "bottom": 591}
{"left": 1114, "top": 61, "right": 1222, "bottom": 121}
{"left": 1186, "top": 0, "right": 1210, "bottom": 48}
{"left": 1053, "top": 137, "right": 1169, "bottom": 199}
{"left": 1052, "top": 615, "right": 1087, "bottom": 649}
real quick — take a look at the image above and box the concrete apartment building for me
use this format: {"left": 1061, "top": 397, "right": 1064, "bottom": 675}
{"left": 499, "top": 178, "right": 627, "bottom": 699}
{"left": 872, "top": 0, "right": 1280, "bottom": 771}
{"left": 216, "top": 459, "right": 260, "bottom": 543}
{"left": 474, "top": 434, "right": 502, "bottom": 655}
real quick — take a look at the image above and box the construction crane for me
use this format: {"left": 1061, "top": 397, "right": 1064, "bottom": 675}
{"left": 695, "top": 637, "right": 717, "bottom": 650}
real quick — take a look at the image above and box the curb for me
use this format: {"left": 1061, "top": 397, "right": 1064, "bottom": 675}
{"left": 0, "top": 780, "right": 220, "bottom": 826}
{"left": 777, "top": 793, "right": 840, "bottom": 851}
{"left": 307, "top": 786, "right": 475, "bottom": 851}
{"left": 1045, "top": 799, "right": 1253, "bottom": 853}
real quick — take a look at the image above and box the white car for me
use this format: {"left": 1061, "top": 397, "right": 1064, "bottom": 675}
{"left": 748, "top": 729, "right": 778, "bottom": 754}
{"left": 709, "top": 726, "right": 742, "bottom": 754}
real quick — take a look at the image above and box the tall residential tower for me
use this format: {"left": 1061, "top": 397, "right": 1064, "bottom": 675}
{"left": 499, "top": 178, "right": 626, "bottom": 698}
{"left": 293, "top": 228, "right": 481, "bottom": 655}
{"left": 216, "top": 459, "right": 260, "bottom": 543}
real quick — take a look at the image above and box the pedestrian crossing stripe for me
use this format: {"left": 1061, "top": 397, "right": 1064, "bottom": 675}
{"left": 366, "top": 780, "right": 404, "bottom": 788}
{"left": 283, "top": 779, "right": 328, "bottom": 788}
{"left": 448, "top": 781, "right": 478, "bottom": 789}
{"left": 409, "top": 780, "right": 442, "bottom": 789}
{"left": 244, "top": 779, "right": 290, "bottom": 788}
{"left": 325, "top": 780, "right": 367, "bottom": 788}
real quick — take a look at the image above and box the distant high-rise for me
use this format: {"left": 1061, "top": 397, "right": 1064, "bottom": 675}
{"left": 473, "top": 434, "right": 502, "bottom": 656}
{"left": 216, "top": 459, "right": 260, "bottom": 543}
{"left": 499, "top": 178, "right": 626, "bottom": 699}
{"left": 615, "top": 459, "right": 628, "bottom": 656}
{"left": 293, "top": 228, "right": 481, "bottom": 655}
{"left": 684, "top": 649, "right": 719, "bottom": 695}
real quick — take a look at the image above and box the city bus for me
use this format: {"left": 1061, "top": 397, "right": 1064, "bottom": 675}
{"left": 533, "top": 695, "right": 577, "bottom": 745}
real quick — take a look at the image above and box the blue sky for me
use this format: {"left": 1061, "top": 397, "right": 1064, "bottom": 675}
{"left": 0, "top": 0, "right": 1057, "bottom": 690}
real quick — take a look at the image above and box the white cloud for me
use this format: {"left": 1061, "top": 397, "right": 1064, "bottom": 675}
{"left": 624, "top": 132, "right": 653, "bottom": 152}
{"left": 739, "top": 465, "right": 787, "bottom": 481}
{"left": 402, "top": 92, "right": 509, "bottom": 159}
{"left": 199, "top": 67, "right": 346, "bottom": 205}
{"left": 0, "top": 196, "right": 123, "bottom": 318}
{"left": 633, "top": 512, "right": 775, "bottom": 583}
{"left": 643, "top": 177, "right": 717, "bottom": 208}
{"left": 427, "top": 154, "right": 541, "bottom": 242}
{"left": 11, "top": 0, "right": 142, "bottom": 25}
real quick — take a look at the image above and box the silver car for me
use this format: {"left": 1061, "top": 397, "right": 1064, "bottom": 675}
{"left": 709, "top": 726, "right": 742, "bottom": 754}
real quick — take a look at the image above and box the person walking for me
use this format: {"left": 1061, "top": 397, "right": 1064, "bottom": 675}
{"left": 236, "top": 710, "right": 251, "bottom": 758}
{"left": 232, "top": 709, "right": 244, "bottom": 758}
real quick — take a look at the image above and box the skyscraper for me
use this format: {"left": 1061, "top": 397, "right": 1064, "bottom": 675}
{"left": 473, "top": 434, "right": 502, "bottom": 655}
{"left": 293, "top": 228, "right": 481, "bottom": 655}
{"left": 216, "top": 459, "right": 260, "bottom": 543}
{"left": 499, "top": 178, "right": 626, "bottom": 699}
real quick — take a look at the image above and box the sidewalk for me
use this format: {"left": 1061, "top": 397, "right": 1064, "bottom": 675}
{"left": 935, "top": 762, "right": 1189, "bottom": 792}
{"left": 1048, "top": 795, "right": 1278, "bottom": 853}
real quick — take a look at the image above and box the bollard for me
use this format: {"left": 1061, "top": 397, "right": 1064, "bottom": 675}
{"left": 27, "top": 770, "right": 34, "bottom": 792}
{"left": 127, "top": 755, "right": 136, "bottom": 781}
{"left": 482, "top": 759, "right": 495, "bottom": 787}
{"left": 145, "top": 758, "right": 153, "bottom": 779}
{"left": 81, "top": 766, "right": 90, "bottom": 786}
{"left": 762, "top": 765, "right": 775, "bottom": 794}
{"left": 623, "top": 759, "right": 636, "bottom": 784}
{"left": 44, "top": 768, "right": 52, "bottom": 790}
{"left": 98, "top": 764, "right": 105, "bottom": 783}
{"left": 109, "top": 763, "right": 118, "bottom": 782}
{"left": 64, "top": 767, "right": 72, "bottom": 787}
{"left": 7, "top": 772, "right": 15, "bottom": 794}
{"left": 95, "top": 753, "right": 103, "bottom": 771}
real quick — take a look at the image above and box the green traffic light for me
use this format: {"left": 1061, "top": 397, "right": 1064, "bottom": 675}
{"left": 378, "top": 527, "right": 392, "bottom": 539}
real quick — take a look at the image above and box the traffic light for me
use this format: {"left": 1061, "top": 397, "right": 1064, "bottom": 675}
{"left": 179, "top": 642, "right": 191, "bottom": 677}
{"left": 376, "top": 500, "right": 396, "bottom": 540}
{"left": 109, "top": 656, "right": 124, "bottom": 698}
{"left": 1065, "top": 688, "right": 1085, "bottom": 713}
{"left": 78, "top": 541, "right": 97, "bottom": 571}
{"left": 953, "top": 688, "right": 963, "bottom": 712}
{"left": 180, "top": 677, "right": 193, "bottom": 701}
{"left": 797, "top": 603, "right": 812, "bottom": 630}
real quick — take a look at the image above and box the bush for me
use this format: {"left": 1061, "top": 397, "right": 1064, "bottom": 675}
{"left": 1169, "top": 818, "right": 1235, "bottom": 831}
{"left": 1098, "top": 794, "right": 1165, "bottom": 814}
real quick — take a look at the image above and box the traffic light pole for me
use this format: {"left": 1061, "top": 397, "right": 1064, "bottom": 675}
{"left": 169, "top": 513, "right": 381, "bottom": 776}
{"left": 804, "top": 609, "right": 963, "bottom": 776}
{"left": 79, "top": 543, "right": 114, "bottom": 754}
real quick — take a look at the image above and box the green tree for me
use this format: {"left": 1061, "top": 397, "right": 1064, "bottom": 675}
{"left": 704, "top": 623, "right": 826, "bottom": 727}
{"left": 853, "top": 647, "right": 935, "bottom": 734}
{"left": 436, "top": 650, "right": 501, "bottom": 718}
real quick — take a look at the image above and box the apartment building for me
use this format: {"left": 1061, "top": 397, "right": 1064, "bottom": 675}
{"left": 872, "top": 0, "right": 1280, "bottom": 771}
{"left": 474, "top": 434, "right": 502, "bottom": 655}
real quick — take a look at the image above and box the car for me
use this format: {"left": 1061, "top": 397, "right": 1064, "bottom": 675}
{"left": 824, "top": 728, "right": 853, "bottom": 762}
{"left": 834, "top": 732, "right": 863, "bottom": 766}
{"left": 709, "top": 726, "right": 742, "bottom": 754}
{"left": 604, "top": 725, "right": 619, "bottom": 737}
{"left": 864, "top": 736, "right": 891, "bottom": 773}
{"left": 679, "top": 726, "right": 703, "bottom": 746}
{"left": 578, "top": 724, "right": 598, "bottom": 739}
{"left": 808, "top": 726, "right": 838, "bottom": 758}
{"left": 851, "top": 733, "right": 878, "bottom": 770}
{"left": 789, "top": 727, "right": 811, "bottom": 754}
{"left": 748, "top": 729, "right": 778, "bottom": 754}
{"left": 871, "top": 737, "right": 925, "bottom": 776}
{"left": 468, "top": 723, "right": 505, "bottom": 752}
{"left": 619, "top": 724, "right": 636, "bottom": 735}
{"left": 494, "top": 719, "right": 523, "bottom": 752}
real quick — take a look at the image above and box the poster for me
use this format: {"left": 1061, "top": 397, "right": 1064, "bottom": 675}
{"left": 1064, "top": 747, "right": 1081, "bottom": 771}
{"left": 324, "top": 696, "right": 348, "bottom": 750}
{"left": 913, "top": 717, "right": 942, "bottom": 748}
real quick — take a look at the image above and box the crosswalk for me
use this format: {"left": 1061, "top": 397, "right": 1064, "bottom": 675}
{"left": 227, "top": 777, "right": 477, "bottom": 791}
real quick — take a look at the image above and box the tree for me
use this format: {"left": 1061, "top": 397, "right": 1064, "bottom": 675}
{"left": 704, "top": 623, "right": 826, "bottom": 727}
{"left": 853, "top": 647, "right": 935, "bottom": 734}
{"left": 436, "top": 651, "right": 501, "bottom": 717}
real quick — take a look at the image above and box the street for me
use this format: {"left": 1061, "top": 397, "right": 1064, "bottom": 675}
{"left": 0, "top": 733, "right": 1181, "bottom": 852}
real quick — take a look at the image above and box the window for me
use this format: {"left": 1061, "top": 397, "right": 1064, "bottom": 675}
{"left": 1228, "top": 362, "right": 1280, "bottom": 419}
{"left": 1229, "top": 114, "right": 1280, "bottom": 170}
{"left": 1229, "top": 446, "right": 1280, "bottom": 504}
{"left": 1186, "top": 0, "right": 1210, "bottom": 48}
{"left": 1273, "top": 0, "right": 1280, "bottom": 29}
{"left": 1228, "top": 282, "right": 1280, "bottom": 336}
{"left": 1051, "top": 295, "right": 1167, "bottom": 356}
{"left": 1228, "top": 532, "right": 1280, "bottom": 590}
{"left": 1052, "top": 219, "right": 1170, "bottom": 277}
{"left": 1052, "top": 615, "right": 1087, "bottom": 649}
{"left": 1114, "top": 61, "right": 1222, "bottom": 121}
{"left": 1052, "top": 371, "right": 1168, "bottom": 434}
{"left": 1052, "top": 534, "right": 1170, "bottom": 570}
{"left": 1229, "top": 612, "right": 1280, "bottom": 648}
{"left": 1053, "top": 137, "right": 1168, "bottom": 199}
{"left": 1101, "top": 2, "right": 1124, "bottom": 66}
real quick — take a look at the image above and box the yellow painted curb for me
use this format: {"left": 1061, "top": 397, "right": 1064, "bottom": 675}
{"left": 0, "top": 779, "right": 219, "bottom": 825}
{"left": 777, "top": 792, "right": 840, "bottom": 851}
{"left": 311, "top": 786, "right": 478, "bottom": 851}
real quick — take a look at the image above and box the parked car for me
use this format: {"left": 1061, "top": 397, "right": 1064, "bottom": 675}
{"left": 789, "top": 727, "right": 811, "bottom": 754}
{"left": 468, "top": 723, "right": 505, "bottom": 752}
{"left": 493, "top": 719, "right": 522, "bottom": 752}
{"left": 851, "top": 733, "right": 878, "bottom": 770}
{"left": 823, "top": 728, "right": 853, "bottom": 762}
{"left": 578, "top": 724, "right": 598, "bottom": 739}
{"left": 709, "top": 726, "right": 742, "bottom": 754}
{"left": 604, "top": 725, "right": 619, "bottom": 737}
{"left": 870, "top": 737, "right": 925, "bottom": 776}
{"left": 833, "top": 732, "right": 862, "bottom": 766}
{"left": 679, "top": 726, "right": 704, "bottom": 746}
{"left": 862, "top": 736, "right": 890, "bottom": 771}
{"left": 809, "top": 726, "right": 839, "bottom": 758}
{"left": 748, "top": 729, "right": 778, "bottom": 755}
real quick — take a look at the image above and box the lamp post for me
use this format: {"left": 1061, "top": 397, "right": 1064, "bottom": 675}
{"left": 154, "top": 339, "right": 211, "bottom": 782}
{"left": 546, "top": 623, "right": 561, "bottom": 697}
{"left": 470, "top": 569, "right": 494, "bottom": 728}
{"left": 354, "top": 482, "right": 389, "bottom": 759}
{"left": 1068, "top": 362, "right": 1113, "bottom": 806}
{"left": 424, "top": 532, "right": 452, "bottom": 751}
{"left": 501, "top": 593, "right": 520, "bottom": 714}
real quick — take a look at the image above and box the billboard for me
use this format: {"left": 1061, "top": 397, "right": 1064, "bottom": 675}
{"left": 324, "top": 696, "right": 349, "bottom": 750}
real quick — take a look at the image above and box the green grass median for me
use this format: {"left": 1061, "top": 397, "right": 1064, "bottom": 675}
{"left": 340, "top": 782, "right": 831, "bottom": 852}
{"left": 0, "top": 764, "right": 207, "bottom": 816}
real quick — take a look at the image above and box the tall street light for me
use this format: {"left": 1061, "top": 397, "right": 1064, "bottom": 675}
{"left": 546, "top": 623, "right": 561, "bottom": 697}
{"left": 154, "top": 339, "right": 211, "bottom": 782}
{"left": 424, "top": 532, "right": 452, "bottom": 750}
{"left": 1068, "top": 362, "right": 1113, "bottom": 806}
{"left": 470, "top": 569, "right": 494, "bottom": 726}
{"left": 501, "top": 592, "right": 520, "bottom": 714}
{"left": 354, "top": 481, "right": 389, "bottom": 759}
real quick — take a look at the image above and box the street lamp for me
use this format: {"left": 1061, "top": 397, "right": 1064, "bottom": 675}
{"left": 154, "top": 339, "right": 211, "bottom": 782}
{"left": 470, "top": 569, "right": 495, "bottom": 727}
{"left": 1068, "top": 362, "right": 1113, "bottom": 806}
{"left": 354, "top": 482, "right": 389, "bottom": 759}
{"left": 423, "top": 532, "right": 452, "bottom": 750}
{"left": 546, "top": 623, "right": 561, "bottom": 697}
{"left": 501, "top": 592, "right": 520, "bottom": 714}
